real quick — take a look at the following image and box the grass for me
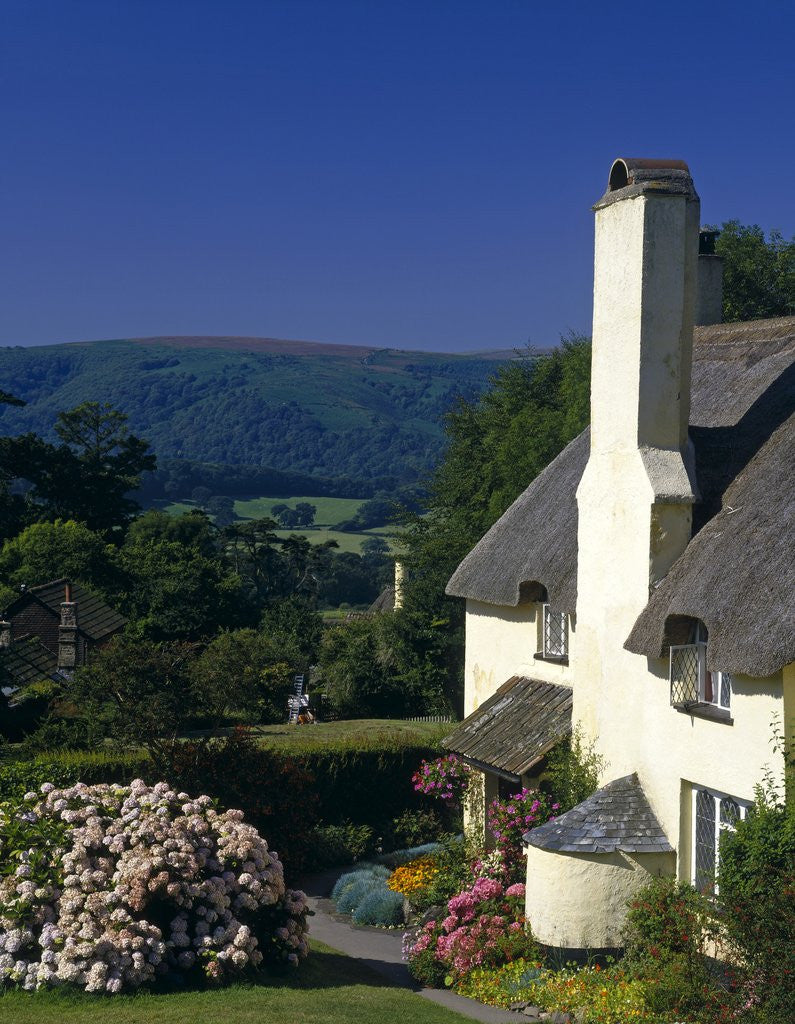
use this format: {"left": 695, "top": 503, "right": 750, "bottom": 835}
{"left": 252, "top": 718, "right": 451, "bottom": 753}
{"left": 0, "top": 941, "right": 471, "bottom": 1024}
{"left": 157, "top": 496, "right": 397, "bottom": 554}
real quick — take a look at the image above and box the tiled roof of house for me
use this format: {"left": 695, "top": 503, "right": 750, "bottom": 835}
{"left": 446, "top": 315, "right": 795, "bottom": 677}
{"left": 442, "top": 676, "right": 572, "bottom": 781}
{"left": 0, "top": 635, "right": 60, "bottom": 691}
{"left": 13, "top": 579, "right": 127, "bottom": 642}
{"left": 524, "top": 773, "right": 673, "bottom": 855}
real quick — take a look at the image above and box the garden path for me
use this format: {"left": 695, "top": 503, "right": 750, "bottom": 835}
{"left": 299, "top": 869, "right": 518, "bottom": 1024}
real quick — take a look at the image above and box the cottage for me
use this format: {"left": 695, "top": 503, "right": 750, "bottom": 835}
{"left": 0, "top": 578, "right": 126, "bottom": 683}
{"left": 443, "top": 158, "right": 795, "bottom": 952}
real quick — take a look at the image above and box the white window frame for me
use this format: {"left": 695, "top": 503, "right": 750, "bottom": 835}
{"left": 669, "top": 633, "right": 731, "bottom": 710}
{"left": 542, "top": 604, "right": 568, "bottom": 659}
{"left": 691, "top": 785, "right": 751, "bottom": 893}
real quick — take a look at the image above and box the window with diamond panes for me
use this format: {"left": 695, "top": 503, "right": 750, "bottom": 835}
{"left": 670, "top": 622, "right": 731, "bottom": 711}
{"left": 542, "top": 604, "right": 568, "bottom": 658}
{"left": 692, "top": 787, "right": 749, "bottom": 893}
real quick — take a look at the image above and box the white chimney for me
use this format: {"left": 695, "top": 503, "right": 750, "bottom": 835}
{"left": 575, "top": 158, "right": 700, "bottom": 721}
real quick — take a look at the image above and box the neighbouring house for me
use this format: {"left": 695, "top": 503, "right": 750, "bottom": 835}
{"left": 0, "top": 578, "right": 126, "bottom": 688}
{"left": 443, "top": 157, "right": 794, "bottom": 953}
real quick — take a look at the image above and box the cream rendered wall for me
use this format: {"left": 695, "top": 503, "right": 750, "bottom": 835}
{"left": 464, "top": 599, "right": 573, "bottom": 715}
{"left": 525, "top": 845, "right": 675, "bottom": 949}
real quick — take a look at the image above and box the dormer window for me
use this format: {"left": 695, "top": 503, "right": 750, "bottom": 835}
{"left": 542, "top": 604, "right": 568, "bottom": 660}
{"left": 670, "top": 621, "right": 732, "bottom": 715}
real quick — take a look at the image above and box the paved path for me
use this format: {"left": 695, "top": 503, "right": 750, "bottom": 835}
{"left": 298, "top": 869, "right": 518, "bottom": 1024}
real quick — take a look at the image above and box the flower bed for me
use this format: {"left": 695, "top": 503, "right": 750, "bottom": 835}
{"left": 0, "top": 779, "right": 309, "bottom": 992}
{"left": 455, "top": 958, "right": 657, "bottom": 1023}
{"left": 404, "top": 876, "right": 534, "bottom": 987}
{"left": 387, "top": 855, "right": 439, "bottom": 899}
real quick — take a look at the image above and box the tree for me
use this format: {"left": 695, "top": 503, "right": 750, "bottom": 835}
{"left": 293, "top": 502, "right": 317, "bottom": 527}
{"left": 8, "top": 402, "right": 157, "bottom": 537}
{"left": 67, "top": 636, "right": 195, "bottom": 774}
{"left": 120, "top": 536, "right": 245, "bottom": 640}
{"left": 709, "top": 220, "right": 795, "bottom": 322}
{"left": 318, "top": 615, "right": 408, "bottom": 718}
{"left": 0, "top": 519, "right": 122, "bottom": 607}
{"left": 191, "top": 628, "right": 301, "bottom": 727}
{"left": 397, "top": 335, "right": 592, "bottom": 713}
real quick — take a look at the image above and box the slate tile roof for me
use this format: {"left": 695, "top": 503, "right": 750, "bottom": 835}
{"left": 0, "top": 635, "right": 60, "bottom": 692}
{"left": 523, "top": 773, "right": 673, "bottom": 854}
{"left": 24, "top": 579, "right": 126, "bottom": 642}
{"left": 442, "top": 676, "right": 572, "bottom": 781}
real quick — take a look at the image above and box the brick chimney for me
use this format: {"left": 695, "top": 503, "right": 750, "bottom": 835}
{"left": 695, "top": 229, "right": 723, "bottom": 326}
{"left": 0, "top": 620, "right": 10, "bottom": 649}
{"left": 393, "top": 561, "right": 406, "bottom": 610}
{"left": 58, "top": 581, "right": 79, "bottom": 670}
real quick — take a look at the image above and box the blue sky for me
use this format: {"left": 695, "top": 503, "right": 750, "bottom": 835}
{"left": 2, "top": 0, "right": 793, "bottom": 352}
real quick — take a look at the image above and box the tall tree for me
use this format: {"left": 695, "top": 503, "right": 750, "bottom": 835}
{"left": 396, "top": 335, "right": 592, "bottom": 713}
{"left": 710, "top": 220, "right": 795, "bottom": 322}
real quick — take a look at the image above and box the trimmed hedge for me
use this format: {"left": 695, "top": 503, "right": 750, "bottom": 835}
{"left": 0, "top": 731, "right": 443, "bottom": 875}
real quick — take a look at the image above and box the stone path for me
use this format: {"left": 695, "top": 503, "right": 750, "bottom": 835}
{"left": 298, "top": 869, "right": 519, "bottom": 1024}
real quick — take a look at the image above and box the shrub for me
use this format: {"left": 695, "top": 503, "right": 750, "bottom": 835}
{"left": 717, "top": 787, "right": 795, "bottom": 1022}
{"left": 407, "top": 835, "right": 474, "bottom": 912}
{"left": 622, "top": 876, "right": 718, "bottom": 1019}
{"left": 0, "top": 752, "right": 145, "bottom": 803}
{"left": 0, "top": 779, "right": 309, "bottom": 992}
{"left": 351, "top": 889, "right": 405, "bottom": 927}
{"left": 331, "top": 866, "right": 403, "bottom": 926}
{"left": 310, "top": 821, "right": 375, "bottom": 867}
{"left": 167, "top": 730, "right": 319, "bottom": 874}
{"left": 388, "top": 808, "right": 444, "bottom": 849}
{"left": 404, "top": 876, "right": 535, "bottom": 985}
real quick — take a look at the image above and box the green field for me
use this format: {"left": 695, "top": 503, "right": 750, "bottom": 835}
{"left": 251, "top": 718, "right": 450, "bottom": 752}
{"left": 157, "top": 495, "right": 397, "bottom": 554}
{"left": 0, "top": 941, "right": 470, "bottom": 1024}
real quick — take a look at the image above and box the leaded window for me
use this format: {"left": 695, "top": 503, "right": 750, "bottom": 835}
{"left": 670, "top": 623, "right": 731, "bottom": 711}
{"left": 542, "top": 604, "right": 568, "bottom": 659}
{"left": 692, "top": 786, "right": 750, "bottom": 893}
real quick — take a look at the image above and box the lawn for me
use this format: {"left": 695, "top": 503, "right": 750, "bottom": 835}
{"left": 252, "top": 718, "right": 451, "bottom": 752}
{"left": 0, "top": 941, "right": 471, "bottom": 1024}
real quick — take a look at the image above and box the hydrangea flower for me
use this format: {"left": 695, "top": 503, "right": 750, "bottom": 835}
{"left": 0, "top": 780, "right": 310, "bottom": 992}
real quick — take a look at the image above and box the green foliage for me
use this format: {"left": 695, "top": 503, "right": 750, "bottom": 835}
{"left": 318, "top": 615, "right": 409, "bottom": 718}
{"left": 716, "top": 770, "right": 795, "bottom": 1023}
{"left": 388, "top": 808, "right": 444, "bottom": 849}
{"left": 0, "top": 519, "right": 122, "bottom": 607}
{"left": 398, "top": 336, "right": 591, "bottom": 714}
{"left": 120, "top": 532, "right": 244, "bottom": 639}
{"left": 407, "top": 834, "right": 473, "bottom": 913}
{"left": 66, "top": 636, "right": 196, "bottom": 774}
{"left": 0, "top": 751, "right": 144, "bottom": 803}
{"left": 622, "top": 876, "right": 718, "bottom": 1020}
{"left": 190, "top": 627, "right": 301, "bottom": 726}
{"left": 0, "top": 339, "right": 506, "bottom": 484}
{"left": 310, "top": 821, "right": 377, "bottom": 867}
{"left": 167, "top": 729, "right": 320, "bottom": 872}
{"left": 710, "top": 220, "right": 795, "bottom": 322}
{"left": 542, "top": 725, "right": 606, "bottom": 813}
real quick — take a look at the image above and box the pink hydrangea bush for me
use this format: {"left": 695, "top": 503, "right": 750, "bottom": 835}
{"left": 404, "top": 875, "right": 535, "bottom": 986}
{"left": 412, "top": 755, "right": 471, "bottom": 805}
{"left": 0, "top": 779, "right": 309, "bottom": 992}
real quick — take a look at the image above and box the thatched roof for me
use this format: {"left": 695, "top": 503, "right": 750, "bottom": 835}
{"left": 447, "top": 316, "right": 795, "bottom": 676}
{"left": 445, "top": 430, "right": 588, "bottom": 610}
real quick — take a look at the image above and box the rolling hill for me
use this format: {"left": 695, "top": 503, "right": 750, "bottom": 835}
{"left": 0, "top": 336, "right": 516, "bottom": 488}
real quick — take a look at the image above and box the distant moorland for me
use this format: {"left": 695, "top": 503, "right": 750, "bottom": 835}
{"left": 0, "top": 336, "right": 516, "bottom": 491}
